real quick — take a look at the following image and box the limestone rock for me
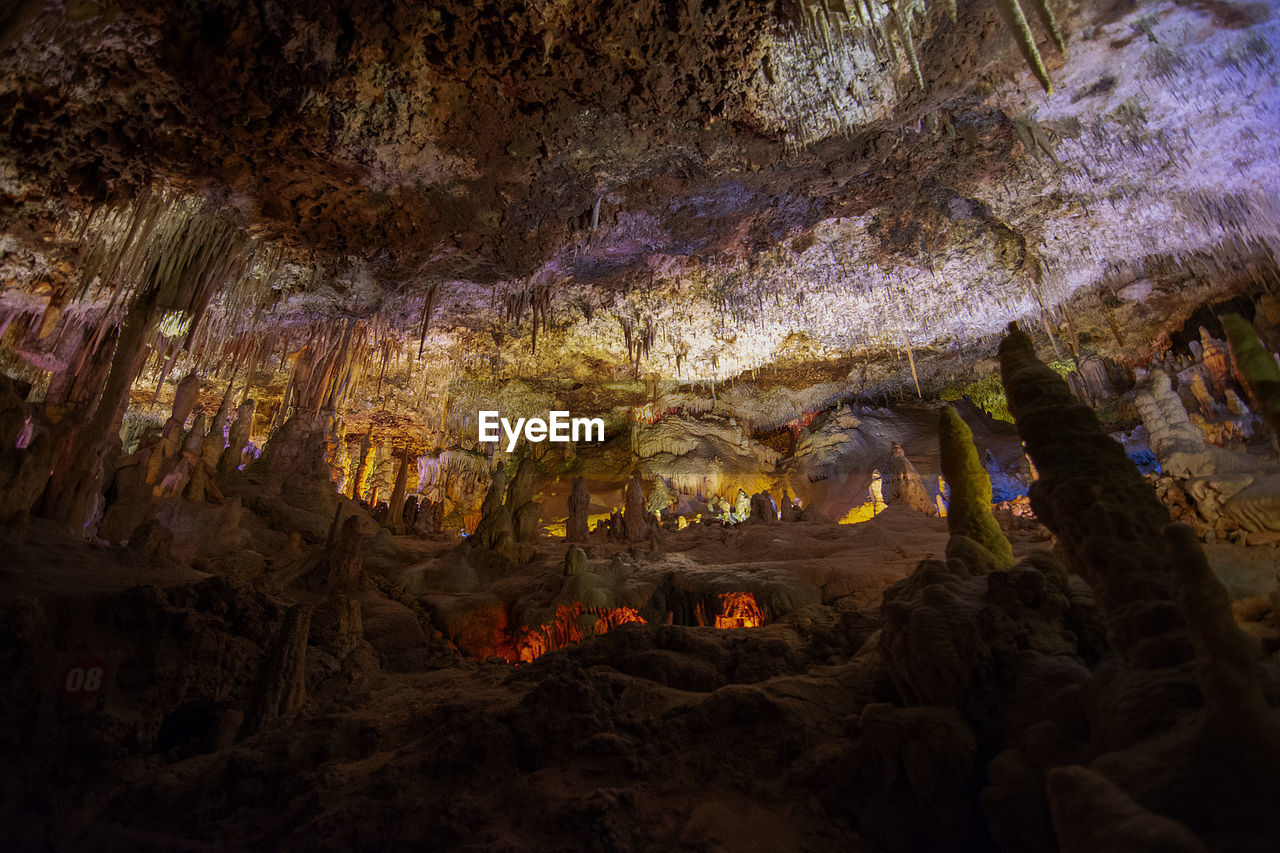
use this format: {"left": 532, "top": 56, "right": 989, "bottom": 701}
{"left": 238, "top": 603, "right": 312, "bottom": 738}
{"left": 326, "top": 514, "right": 365, "bottom": 595}
{"left": 938, "top": 406, "right": 1013, "bottom": 569}
{"left": 512, "top": 499, "right": 542, "bottom": 544}
{"left": 1046, "top": 765, "right": 1209, "bottom": 853}
{"left": 0, "top": 376, "right": 53, "bottom": 534}
{"left": 1001, "top": 325, "right": 1194, "bottom": 669}
{"left": 778, "top": 490, "right": 800, "bottom": 521}
{"left": 564, "top": 545, "right": 589, "bottom": 576}
{"left": 883, "top": 442, "right": 938, "bottom": 517}
{"left": 218, "top": 399, "right": 256, "bottom": 478}
{"left": 566, "top": 476, "right": 590, "bottom": 543}
{"left": 622, "top": 472, "right": 648, "bottom": 542}
{"left": 748, "top": 490, "right": 777, "bottom": 522}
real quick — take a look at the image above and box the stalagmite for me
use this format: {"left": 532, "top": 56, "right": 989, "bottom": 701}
{"left": 749, "top": 490, "right": 778, "bottom": 522}
{"left": 473, "top": 466, "right": 514, "bottom": 553}
{"left": 938, "top": 407, "right": 1014, "bottom": 568}
{"left": 1046, "top": 766, "right": 1210, "bottom": 853}
{"left": 351, "top": 427, "right": 374, "bottom": 501}
{"left": 1200, "top": 326, "right": 1230, "bottom": 392}
{"left": 883, "top": 442, "right": 938, "bottom": 517}
{"left": 622, "top": 471, "right": 648, "bottom": 542}
{"left": 999, "top": 323, "right": 1193, "bottom": 668}
{"left": 387, "top": 452, "right": 410, "bottom": 533}
{"left": 504, "top": 456, "right": 541, "bottom": 545}
{"left": 218, "top": 398, "right": 256, "bottom": 477}
{"left": 327, "top": 514, "right": 365, "bottom": 595}
{"left": 39, "top": 296, "right": 158, "bottom": 527}
{"left": 1221, "top": 313, "right": 1280, "bottom": 447}
{"left": 567, "top": 476, "right": 590, "bottom": 542}
{"left": 0, "top": 376, "right": 53, "bottom": 538}
{"left": 156, "top": 411, "right": 205, "bottom": 499}
{"left": 238, "top": 603, "right": 312, "bottom": 738}
{"left": 1165, "top": 522, "right": 1280, "bottom": 759}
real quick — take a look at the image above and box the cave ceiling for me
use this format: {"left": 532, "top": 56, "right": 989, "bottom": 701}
{"left": 2, "top": 0, "right": 1279, "bottom": 410}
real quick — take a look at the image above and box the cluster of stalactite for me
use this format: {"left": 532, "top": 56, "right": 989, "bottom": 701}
{"left": 502, "top": 279, "right": 557, "bottom": 353}
{"left": 712, "top": 592, "right": 765, "bottom": 629}
{"left": 514, "top": 603, "right": 647, "bottom": 663}
{"left": 766, "top": 0, "right": 1066, "bottom": 147}
{"left": 9, "top": 188, "right": 291, "bottom": 528}
{"left": 791, "top": 0, "right": 1063, "bottom": 91}
{"left": 616, "top": 313, "right": 656, "bottom": 376}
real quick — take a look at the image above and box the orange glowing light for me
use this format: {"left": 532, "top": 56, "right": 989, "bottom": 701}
{"left": 515, "top": 603, "right": 646, "bottom": 662}
{"left": 714, "top": 592, "right": 764, "bottom": 629}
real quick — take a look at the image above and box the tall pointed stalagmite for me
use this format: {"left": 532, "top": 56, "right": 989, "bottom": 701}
{"left": 505, "top": 455, "right": 541, "bottom": 544}
{"left": 387, "top": 451, "right": 410, "bottom": 533}
{"left": 218, "top": 398, "right": 256, "bottom": 477}
{"left": 350, "top": 427, "right": 374, "bottom": 501}
{"left": 884, "top": 442, "right": 938, "bottom": 517}
{"left": 567, "top": 476, "right": 590, "bottom": 543}
{"left": 622, "top": 470, "right": 648, "bottom": 542}
{"left": 1221, "top": 313, "right": 1280, "bottom": 449}
{"left": 938, "top": 407, "right": 1014, "bottom": 568}
{"left": 998, "top": 322, "right": 1193, "bottom": 668}
{"left": 473, "top": 466, "right": 514, "bottom": 552}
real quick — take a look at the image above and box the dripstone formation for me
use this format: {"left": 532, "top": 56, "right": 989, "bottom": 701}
{"left": 2, "top": 1, "right": 1280, "bottom": 850}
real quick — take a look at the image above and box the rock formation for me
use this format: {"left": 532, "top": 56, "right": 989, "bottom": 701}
{"left": 0, "top": 376, "right": 52, "bottom": 538}
{"left": 237, "top": 603, "right": 312, "bottom": 738}
{"left": 882, "top": 442, "right": 937, "bottom": 517}
{"left": 1136, "top": 365, "right": 1280, "bottom": 539}
{"left": 472, "top": 466, "right": 513, "bottom": 553}
{"left": 938, "top": 406, "right": 1014, "bottom": 569}
{"left": 217, "top": 398, "right": 256, "bottom": 477}
{"left": 506, "top": 457, "right": 542, "bottom": 546}
{"left": 2, "top": 1, "right": 1279, "bottom": 848}
{"left": 622, "top": 471, "right": 648, "bottom": 542}
{"left": 566, "top": 476, "right": 590, "bottom": 543}
{"left": 865, "top": 323, "right": 1280, "bottom": 852}
{"left": 386, "top": 452, "right": 411, "bottom": 534}
{"left": 778, "top": 490, "right": 800, "bottom": 522}
{"left": 326, "top": 513, "right": 365, "bottom": 595}
{"left": 748, "top": 490, "right": 777, "bottom": 522}
{"left": 1222, "top": 313, "right": 1280, "bottom": 449}
{"left": 1002, "top": 323, "right": 1194, "bottom": 667}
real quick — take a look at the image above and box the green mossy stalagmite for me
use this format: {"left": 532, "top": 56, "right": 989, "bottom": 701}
{"left": 939, "top": 405, "right": 1015, "bottom": 570}
{"left": 1220, "top": 313, "right": 1280, "bottom": 448}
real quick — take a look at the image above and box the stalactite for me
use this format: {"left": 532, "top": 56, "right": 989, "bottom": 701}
{"left": 890, "top": 5, "right": 924, "bottom": 91}
{"left": 903, "top": 333, "right": 922, "bottom": 399}
{"left": 38, "top": 294, "right": 158, "bottom": 527}
{"left": 993, "top": 0, "right": 1053, "bottom": 93}
{"left": 1028, "top": 0, "right": 1066, "bottom": 53}
{"left": 417, "top": 282, "right": 441, "bottom": 359}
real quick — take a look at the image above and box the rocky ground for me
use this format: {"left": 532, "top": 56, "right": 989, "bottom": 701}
{"left": 2, "top": 470, "right": 1276, "bottom": 851}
